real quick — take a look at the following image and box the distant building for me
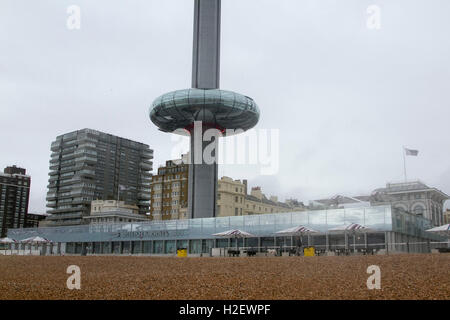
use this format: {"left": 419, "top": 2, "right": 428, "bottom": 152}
{"left": 312, "top": 181, "right": 449, "bottom": 227}
{"left": 24, "top": 213, "right": 48, "bottom": 228}
{"left": 0, "top": 166, "right": 31, "bottom": 237}
{"left": 244, "top": 186, "right": 295, "bottom": 215}
{"left": 83, "top": 200, "right": 150, "bottom": 224}
{"left": 310, "top": 195, "right": 371, "bottom": 209}
{"left": 216, "top": 177, "right": 246, "bottom": 217}
{"left": 371, "top": 181, "right": 448, "bottom": 226}
{"left": 46, "top": 129, "right": 153, "bottom": 226}
{"left": 217, "top": 177, "right": 304, "bottom": 217}
{"left": 444, "top": 209, "right": 450, "bottom": 224}
{"left": 285, "top": 198, "right": 306, "bottom": 211}
{"left": 149, "top": 155, "right": 189, "bottom": 221}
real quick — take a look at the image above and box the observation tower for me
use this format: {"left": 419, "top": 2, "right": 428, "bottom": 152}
{"left": 149, "top": 0, "right": 260, "bottom": 219}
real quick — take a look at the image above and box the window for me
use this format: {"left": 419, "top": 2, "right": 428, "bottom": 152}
{"left": 413, "top": 206, "right": 424, "bottom": 216}
{"left": 235, "top": 208, "right": 238, "bottom": 216}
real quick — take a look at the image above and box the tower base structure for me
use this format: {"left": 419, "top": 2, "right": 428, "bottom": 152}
{"left": 188, "top": 130, "right": 218, "bottom": 219}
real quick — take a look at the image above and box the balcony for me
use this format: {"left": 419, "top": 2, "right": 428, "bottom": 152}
{"left": 49, "top": 158, "right": 60, "bottom": 164}
{"left": 138, "top": 193, "right": 151, "bottom": 200}
{"left": 51, "top": 140, "right": 62, "bottom": 151}
{"left": 61, "top": 146, "right": 77, "bottom": 154}
{"left": 140, "top": 171, "right": 152, "bottom": 178}
{"left": 61, "top": 153, "right": 77, "bottom": 160}
{"left": 48, "top": 170, "right": 59, "bottom": 176}
{"left": 63, "top": 139, "right": 78, "bottom": 146}
{"left": 58, "top": 177, "right": 82, "bottom": 187}
{"left": 46, "top": 201, "right": 57, "bottom": 207}
{"left": 48, "top": 176, "right": 60, "bottom": 183}
{"left": 49, "top": 164, "right": 60, "bottom": 171}
{"left": 77, "top": 142, "right": 97, "bottom": 149}
{"left": 59, "top": 165, "right": 78, "bottom": 174}
{"left": 47, "top": 206, "right": 85, "bottom": 215}
{"left": 141, "top": 150, "right": 154, "bottom": 159}
{"left": 74, "top": 156, "right": 97, "bottom": 163}
{"left": 46, "top": 218, "right": 84, "bottom": 226}
{"left": 45, "top": 212, "right": 82, "bottom": 220}
{"left": 76, "top": 169, "right": 95, "bottom": 178}
{"left": 140, "top": 177, "right": 152, "bottom": 183}
{"left": 46, "top": 192, "right": 57, "bottom": 200}
{"left": 140, "top": 162, "right": 152, "bottom": 171}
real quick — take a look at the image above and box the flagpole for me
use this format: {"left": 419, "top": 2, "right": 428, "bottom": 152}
{"left": 402, "top": 146, "right": 407, "bottom": 182}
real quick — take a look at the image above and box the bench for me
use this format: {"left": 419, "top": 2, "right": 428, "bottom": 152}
{"left": 244, "top": 249, "right": 257, "bottom": 257}
{"left": 227, "top": 249, "right": 240, "bottom": 257}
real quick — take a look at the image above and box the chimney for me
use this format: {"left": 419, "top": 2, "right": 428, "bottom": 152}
{"left": 243, "top": 179, "right": 248, "bottom": 195}
{"left": 251, "top": 187, "right": 263, "bottom": 200}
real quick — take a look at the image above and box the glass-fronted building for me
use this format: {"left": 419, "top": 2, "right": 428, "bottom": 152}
{"left": 7, "top": 205, "right": 444, "bottom": 255}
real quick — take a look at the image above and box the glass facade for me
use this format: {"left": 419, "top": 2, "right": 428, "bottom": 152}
{"left": 7, "top": 205, "right": 443, "bottom": 246}
{"left": 150, "top": 89, "right": 260, "bottom": 133}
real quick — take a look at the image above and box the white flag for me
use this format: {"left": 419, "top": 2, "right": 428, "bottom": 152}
{"left": 404, "top": 148, "right": 419, "bottom": 156}
{"left": 119, "top": 185, "right": 128, "bottom": 191}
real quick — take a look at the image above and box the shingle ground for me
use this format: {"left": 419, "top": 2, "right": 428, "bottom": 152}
{"left": 0, "top": 254, "right": 448, "bottom": 300}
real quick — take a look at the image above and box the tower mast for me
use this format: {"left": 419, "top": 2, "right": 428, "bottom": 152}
{"left": 188, "top": 0, "right": 221, "bottom": 218}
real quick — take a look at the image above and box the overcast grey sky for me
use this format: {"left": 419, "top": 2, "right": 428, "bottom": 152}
{"left": 1, "top": 0, "right": 450, "bottom": 213}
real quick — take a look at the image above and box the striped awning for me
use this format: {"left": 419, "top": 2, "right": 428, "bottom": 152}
{"left": 0, "top": 237, "right": 16, "bottom": 243}
{"left": 20, "top": 236, "right": 51, "bottom": 243}
{"left": 329, "top": 223, "right": 371, "bottom": 232}
{"left": 426, "top": 224, "right": 450, "bottom": 237}
{"left": 426, "top": 224, "right": 450, "bottom": 232}
{"left": 275, "top": 225, "right": 319, "bottom": 235}
{"left": 212, "top": 229, "right": 255, "bottom": 238}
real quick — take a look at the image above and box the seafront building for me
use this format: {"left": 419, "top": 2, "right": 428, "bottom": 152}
{"left": 217, "top": 177, "right": 303, "bottom": 217}
{"left": 149, "top": 155, "right": 189, "bottom": 221}
{"left": 312, "top": 181, "right": 448, "bottom": 227}
{"left": 8, "top": 203, "right": 446, "bottom": 255}
{"left": 46, "top": 129, "right": 153, "bottom": 226}
{"left": 0, "top": 166, "right": 31, "bottom": 237}
{"left": 83, "top": 200, "right": 150, "bottom": 224}
{"left": 149, "top": 171, "right": 303, "bottom": 220}
{"left": 24, "top": 213, "right": 48, "bottom": 228}
{"left": 444, "top": 209, "right": 450, "bottom": 224}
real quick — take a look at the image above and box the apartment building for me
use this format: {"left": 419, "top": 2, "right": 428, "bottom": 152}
{"left": 150, "top": 155, "right": 189, "bottom": 221}
{"left": 0, "top": 166, "right": 31, "bottom": 237}
{"left": 46, "top": 129, "right": 153, "bottom": 226}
